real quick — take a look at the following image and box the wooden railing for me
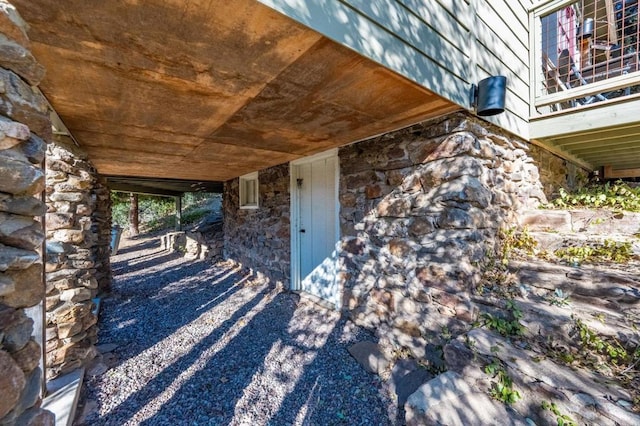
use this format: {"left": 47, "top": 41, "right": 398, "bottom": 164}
{"left": 530, "top": 0, "right": 640, "bottom": 115}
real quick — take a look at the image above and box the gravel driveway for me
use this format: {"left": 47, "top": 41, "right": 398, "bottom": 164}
{"left": 77, "top": 235, "right": 395, "bottom": 425}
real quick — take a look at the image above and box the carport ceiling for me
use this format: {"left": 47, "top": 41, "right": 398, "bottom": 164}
{"left": 106, "top": 176, "right": 222, "bottom": 197}
{"left": 14, "top": 0, "right": 459, "bottom": 182}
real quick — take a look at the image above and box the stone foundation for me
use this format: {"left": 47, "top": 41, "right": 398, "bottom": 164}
{"left": 223, "top": 164, "right": 290, "bottom": 285}
{"left": 44, "top": 137, "right": 111, "bottom": 379}
{"left": 0, "top": 2, "right": 54, "bottom": 423}
{"left": 337, "top": 112, "right": 585, "bottom": 357}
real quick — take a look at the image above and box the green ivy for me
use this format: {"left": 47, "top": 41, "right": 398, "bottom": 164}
{"left": 485, "top": 361, "right": 521, "bottom": 404}
{"left": 548, "top": 181, "right": 640, "bottom": 212}
{"left": 541, "top": 401, "right": 577, "bottom": 426}
{"left": 554, "top": 240, "right": 633, "bottom": 263}
{"left": 482, "top": 300, "right": 525, "bottom": 337}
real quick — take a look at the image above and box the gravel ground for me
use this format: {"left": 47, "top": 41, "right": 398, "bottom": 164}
{"left": 77, "top": 234, "right": 396, "bottom": 425}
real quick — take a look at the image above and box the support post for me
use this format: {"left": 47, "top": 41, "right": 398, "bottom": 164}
{"left": 128, "top": 193, "right": 139, "bottom": 236}
{"left": 175, "top": 195, "right": 182, "bottom": 231}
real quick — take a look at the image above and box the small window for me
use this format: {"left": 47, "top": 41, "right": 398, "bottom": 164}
{"left": 239, "top": 172, "right": 259, "bottom": 209}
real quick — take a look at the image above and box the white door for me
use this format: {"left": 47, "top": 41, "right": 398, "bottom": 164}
{"left": 291, "top": 150, "right": 340, "bottom": 308}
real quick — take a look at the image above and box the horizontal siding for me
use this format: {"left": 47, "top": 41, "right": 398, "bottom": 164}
{"left": 259, "top": 0, "right": 534, "bottom": 139}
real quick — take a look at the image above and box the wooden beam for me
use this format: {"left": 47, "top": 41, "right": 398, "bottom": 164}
{"left": 603, "top": 165, "right": 640, "bottom": 179}
{"left": 108, "top": 183, "right": 182, "bottom": 197}
{"left": 530, "top": 97, "right": 640, "bottom": 139}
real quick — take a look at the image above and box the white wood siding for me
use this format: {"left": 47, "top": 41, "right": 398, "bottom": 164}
{"left": 257, "top": 0, "right": 533, "bottom": 139}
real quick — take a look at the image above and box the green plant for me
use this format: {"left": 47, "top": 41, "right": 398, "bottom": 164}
{"left": 548, "top": 288, "right": 570, "bottom": 307}
{"left": 500, "top": 227, "right": 538, "bottom": 263}
{"left": 482, "top": 299, "right": 525, "bottom": 337}
{"left": 575, "top": 318, "right": 629, "bottom": 364}
{"left": 554, "top": 240, "right": 633, "bottom": 263}
{"left": 548, "top": 181, "right": 640, "bottom": 212}
{"left": 541, "top": 401, "right": 577, "bottom": 426}
{"left": 485, "top": 361, "right": 521, "bottom": 404}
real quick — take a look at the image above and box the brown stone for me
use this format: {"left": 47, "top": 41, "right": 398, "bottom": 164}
{"left": 0, "top": 155, "right": 44, "bottom": 195}
{"left": 0, "top": 34, "right": 45, "bottom": 86}
{"left": 0, "top": 272, "right": 14, "bottom": 295}
{"left": 0, "top": 193, "right": 45, "bottom": 216}
{"left": 0, "top": 350, "right": 26, "bottom": 418}
{"left": 0, "top": 212, "right": 44, "bottom": 250}
{"left": 364, "top": 184, "right": 383, "bottom": 199}
{"left": 52, "top": 229, "right": 85, "bottom": 244}
{"left": 11, "top": 339, "right": 40, "bottom": 373}
{"left": 0, "top": 3, "right": 30, "bottom": 48}
{"left": 408, "top": 217, "right": 435, "bottom": 237}
{"left": 0, "top": 135, "right": 22, "bottom": 151}
{"left": 0, "top": 244, "right": 39, "bottom": 271}
{"left": 1, "top": 264, "right": 43, "bottom": 308}
{"left": 0, "top": 70, "right": 50, "bottom": 139}
{"left": 342, "top": 237, "right": 365, "bottom": 256}
{"left": 376, "top": 197, "right": 411, "bottom": 217}
{"left": 388, "top": 238, "right": 415, "bottom": 258}
{"left": 60, "top": 287, "right": 92, "bottom": 303}
{"left": 45, "top": 212, "right": 74, "bottom": 230}
{"left": 56, "top": 321, "right": 82, "bottom": 339}
{"left": 344, "top": 170, "right": 380, "bottom": 189}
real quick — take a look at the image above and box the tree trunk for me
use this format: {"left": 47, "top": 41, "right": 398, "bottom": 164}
{"left": 128, "top": 193, "right": 139, "bottom": 236}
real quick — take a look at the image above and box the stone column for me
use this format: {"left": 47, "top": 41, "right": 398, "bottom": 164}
{"left": 0, "top": 1, "right": 55, "bottom": 424}
{"left": 44, "top": 137, "right": 111, "bottom": 379}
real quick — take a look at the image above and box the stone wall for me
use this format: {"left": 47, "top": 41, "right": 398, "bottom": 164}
{"left": 44, "top": 136, "right": 111, "bottom": 379}
{"left": 337, "top": 112, "right": 585, "bottom": 358}
{"left": 0, "top": 1, "right": 54, "bottom": 423}
{"left": 223, "top": 164, "right": 290, "bottom": 286}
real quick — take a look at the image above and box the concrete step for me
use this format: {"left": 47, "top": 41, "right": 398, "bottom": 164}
{"left": 42, "top": 367, "right": 84, "bottom": 426}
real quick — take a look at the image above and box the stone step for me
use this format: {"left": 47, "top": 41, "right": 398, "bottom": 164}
{"left": 526, "top": 231, "right": 640, "bottom": 258}
{"left": 519, "top": 209, "right": 640, "bottom": 237}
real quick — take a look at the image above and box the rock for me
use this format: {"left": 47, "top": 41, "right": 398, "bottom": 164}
{"left": 0, "top": 272, "right": 14, "bottom": 295}
{"left": 518, "top": 210, "right": 572, "bottom": 232}
{"left": 347, "top": 341, "right": 390, "bottom": 375}
{"left": 3, "top": 311, "right": 33, "bottom": 352}
{"left": 0, "top": 116, "right": 30, "bottom": 143}
{"left": 95, "top": 343, "right": 119, "bottom": 354}
{"left": 0, "top": 212, "right": 44, "bottom": 249}
{"left": 395, "top": 367, "right": 433, "bottom": 405}
{"left": 0, "top": 264, "right": 42, "bottom": 308}
{"left": 0, "top": 155, "right": 44, "bottom": 195}
{"left": 14, "top": 407, "right": 55, "bottom": 426}
{"left": 52, "top": 229, "right": 85, "bottom": 244}
{"left": 0, "top": 69, "right": 51, "bottom": 139}
{"left": 405, "top": 371, "right": 526, "bottom": 426}
{"left": 0, "top": 2, "right": 29, "bottom": 47}
{"left": 13, "top": 367, "right": 42, "bottom": 417}
{"left": 0, "top": 350, "right": 26, "bottom": 418}
{"left": 11, "top": 339, "right": 40, "bottom": 373}
{"left": 60, "top": 287, "right": 92, "bottom": 303}
{"left": 443, "top": 339, "right": 476, "bottom": 373}
{"left": 0, "top": 34, "right": 45, "bottom": 86}
{"left": 48, "top": 191, "right": 84, "bottom": 203}
{"left": 0, "top": 193, "right": 46, "bottom": 216}
{"left": 86, "top": 360, "right": 107, "bottom": 377}
{"left": 19, "top": 134, "right": 46, "bottom": 164}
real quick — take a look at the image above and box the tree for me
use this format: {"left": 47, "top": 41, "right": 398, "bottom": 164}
{"left": 128, "top": 193, "right": 139, "bottom": 236}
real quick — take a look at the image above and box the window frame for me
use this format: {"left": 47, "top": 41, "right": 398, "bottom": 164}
{"left": 239, "top": 171, "right": 259, "bottom": 209}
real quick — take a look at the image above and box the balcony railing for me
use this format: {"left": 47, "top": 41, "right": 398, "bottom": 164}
{"left": 531, "top": 0, "right": 640, "bottom": 115}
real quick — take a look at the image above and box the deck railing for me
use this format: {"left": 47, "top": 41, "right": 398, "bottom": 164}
{"left": 531, "top": 0, "right": 640, "bottom": 115}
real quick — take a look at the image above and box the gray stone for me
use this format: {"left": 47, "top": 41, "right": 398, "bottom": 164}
{"left": 0, "top": 244, "right": 40, "bottom": 271}
{"left": 0, "top": 272, "right": 14, "bottom": 296}
{"left": 60, "top": 287, "right": 92, "bottom": 303}
{"left": 434, "top": 176, "right": 492, "bottom": 209}
{"left": 0, "top": 350, "right": 26, "bottom": 418}
{"left": 395, "top": 368, "right": 433, "bottom": 405}
{"left": 20, "top": 134, "right": 46, "bottom": 165}
{"left": 0, "top": 212, "right": 44, "bottom": 250}
{"left": 0, "top": 193, "right": 46, "bottom": 216}
{"left": 0, "top": 155, "right": 44, "bottom": 195}
{"left": 13, "top": 407, "right": 55, "bottom": 426}
{"left": 405, "top": 371, "right": 526, "bottom": 426}
{"left": 48, "top": 192, "right": 84, "bottom": 203}
{"left": 0, "top": 69, "right": 51, "bottom": 139}
{"left": 3, "top": 312, "right": 33, "bottom": 352}
{"left": 0, "top": 116, "right": 30, "bottom": 142}
{"left": 347, "top": 341, "right": 390, "bottom": 375}
{"left": 443, "top": 339, "right": 476, "bottom": 373}
{"left": 13, "top": 367, "right": 42, "bottom": 417}
{"left": 0, "top": 264, "right": 43, "bottom": 308}
{"left": 95, "top": 343, "right": 119, "bottom": 354}
{"left": 0, "top": 34, "right": 45, "bottom": 86}
{"left": 11, "top": 339, "right": 41, "bottom": 373}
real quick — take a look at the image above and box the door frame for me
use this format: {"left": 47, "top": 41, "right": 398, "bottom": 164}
{"left": 289, "top": 148, "right": 340, "bottom": 292}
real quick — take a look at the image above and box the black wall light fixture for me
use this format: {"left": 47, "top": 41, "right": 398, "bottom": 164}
{"left": 470, "top": 75, "right": 507, "bottom": 116}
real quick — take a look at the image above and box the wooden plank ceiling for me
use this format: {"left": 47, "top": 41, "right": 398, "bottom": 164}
{"left": 13, "top": 0, "right": 459, "bottom": 182}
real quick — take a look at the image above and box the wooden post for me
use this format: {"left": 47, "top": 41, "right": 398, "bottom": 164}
{"left": 128, "top": 193, "right": 139, "bottom": 236}
{"left": 175, "top": 195, "right": 182, "bottom": 231}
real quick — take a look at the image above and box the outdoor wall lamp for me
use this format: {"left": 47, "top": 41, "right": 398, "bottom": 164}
{"left": 470, "top": 75, "right": 507, "bottom": 116}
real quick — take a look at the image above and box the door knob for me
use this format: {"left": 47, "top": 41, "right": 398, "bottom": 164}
{"left": 300, "top": 229, "right": 306, "bottom": 233}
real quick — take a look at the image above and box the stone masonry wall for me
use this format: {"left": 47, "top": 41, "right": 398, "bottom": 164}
{"left": 0, "top": 1, "right": 55, "bottom": 424}
{"left": 223, "top": 164, "right": 290, "bottom": 286}
{"left": 44, "top": 136, "right": 111, "bottom": 379}
{"left": 337, "top": 112, "right": 585, "bottom": 358}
